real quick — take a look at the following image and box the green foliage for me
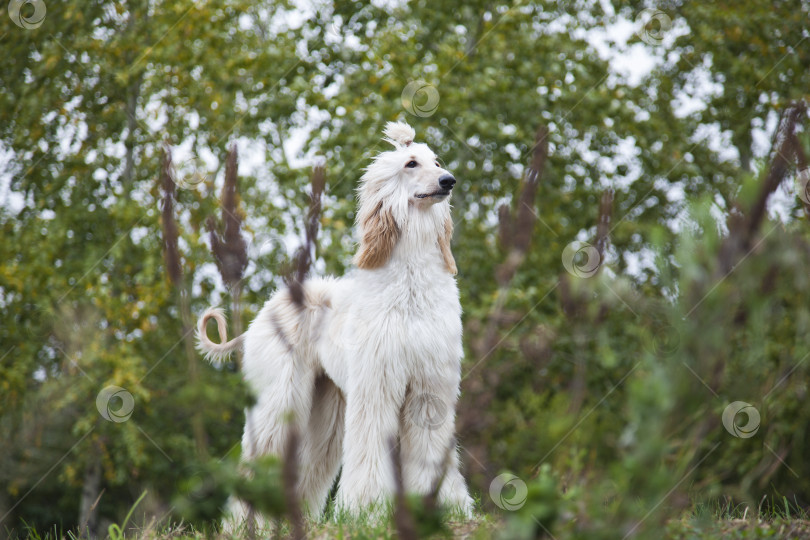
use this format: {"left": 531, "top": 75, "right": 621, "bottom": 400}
{"left": 2, "top": 0, "right": 809, "bottom": 538}
{"left": 173, "top": 455, "right": 285, "bottom": 524}
{"left": 498, "top": 464, "right": 574, "bottom": 540}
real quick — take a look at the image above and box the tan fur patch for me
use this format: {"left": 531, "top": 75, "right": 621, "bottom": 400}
{"left": 354, "top": 201, "right": 400, "bottom": 269}
{"left": 438, "top": 215, "right": 457, "bottom": 275}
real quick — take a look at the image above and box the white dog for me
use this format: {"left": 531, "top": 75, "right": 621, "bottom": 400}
{"left": 197, "top": 122, "right": 473, "bottom": 523}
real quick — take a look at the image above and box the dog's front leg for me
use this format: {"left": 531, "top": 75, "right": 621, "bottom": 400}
{"left": 400, "top": 378, "right": 474, "bottom": 517}
{"left": 335, "top": 371, "right": 406, "bottom": 516}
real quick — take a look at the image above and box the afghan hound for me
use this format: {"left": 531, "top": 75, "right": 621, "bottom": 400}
{"left": 197, "top": 121, "right": 473, "bottom": 524}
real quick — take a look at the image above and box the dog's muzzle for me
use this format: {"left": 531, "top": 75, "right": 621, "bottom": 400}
{"left": 415, "top": 174, "right": 456, "bottom": 199}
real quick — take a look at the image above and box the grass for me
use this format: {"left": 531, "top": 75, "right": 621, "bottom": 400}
{"left": 666, "top": 497, "right": 810, "bottom": 539}
{"left": 7, "top": 499, "right": 810, "bottom": 539}
{"left": 7, "top": 514, "right": 498, "bottom": 540}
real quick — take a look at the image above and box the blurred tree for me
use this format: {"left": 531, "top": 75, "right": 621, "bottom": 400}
{"left": 0, "top": 0, "right": 309, "bottom": 532}
{"left": 1, "top": 0, "right": 809, "bottom": 537}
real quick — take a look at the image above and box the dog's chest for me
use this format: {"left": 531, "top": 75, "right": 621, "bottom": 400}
{"left": 321, "top": 270, "right": 462, "bottom": 379}
{"left": 367, "top": 273, "right": 460, "bottom": 351}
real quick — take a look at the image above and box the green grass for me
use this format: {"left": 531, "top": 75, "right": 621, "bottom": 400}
{"left": 7, "top": 500, "right": 810, "bottom": 539}
{"left": 666, "top": 497, "right": 810, "bottom": 539}
{"left": 6, "top": 515, "right": 497, "bottom": 540}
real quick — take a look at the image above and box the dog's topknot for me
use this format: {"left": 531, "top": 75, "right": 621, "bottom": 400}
{"left": 383, "top": 121, "right": 415, "bottom": 148}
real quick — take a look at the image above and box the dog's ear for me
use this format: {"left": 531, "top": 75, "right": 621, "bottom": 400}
{"left": 354, "top": 200, "right": 401, "bottom": 269}
{"left": 438, "top": 215, "right": 457, "bottom": 275}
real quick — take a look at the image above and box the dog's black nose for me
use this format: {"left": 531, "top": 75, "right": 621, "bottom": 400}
{"left": 439, "top": 175, "right": 456, "bottom": 190}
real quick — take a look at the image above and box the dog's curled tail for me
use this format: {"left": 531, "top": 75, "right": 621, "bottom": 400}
{"left": 196, "top": 307, "right": 244, "bottom": 364}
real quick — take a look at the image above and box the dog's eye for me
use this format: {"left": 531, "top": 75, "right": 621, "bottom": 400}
{"left": 435, "top": 161, "right": 441, "bottom": 167}
{"left": 405, "top": 160, "right": 418, "bottom": 168}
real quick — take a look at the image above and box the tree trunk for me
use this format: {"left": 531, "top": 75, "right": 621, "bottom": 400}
{"left": 78, "top": 451, "right": 102, "bottom": 539}
{"left": 120, "top": 9, "right": 145, "bottom": 198}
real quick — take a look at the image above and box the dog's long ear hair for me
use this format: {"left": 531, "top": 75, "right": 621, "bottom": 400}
{"left": 354, "top": 199, "right": 401, "bottom": 269}
{"left": 438, "top": 214, "right": 457, "bottom": 275}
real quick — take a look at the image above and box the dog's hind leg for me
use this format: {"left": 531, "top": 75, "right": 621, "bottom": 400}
{"left": 241, "top": 358, "right": 316, "bottom": 461}
{"left": 223, "top": 300, "right": 320, "bottom": 529}
{"left": 221, "top": 355, "right": 318, "bottom": 532}
{"left": 240, "top": 292, "right": 324, "bottom": 461}
{"left": 296, "top": 374, "right": 345, "bottom": 517}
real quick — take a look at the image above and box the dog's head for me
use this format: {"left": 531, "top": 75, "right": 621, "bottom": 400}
{"left": 353, "top": 121, "right": 457, "bottom": 274}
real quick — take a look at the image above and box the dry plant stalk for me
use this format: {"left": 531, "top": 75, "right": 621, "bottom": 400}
{"left": 681, "top": 102, "right": 808, "bottom": 497}
{"left": 460, "top": 125, "right": 549, "bottom": 482}
{"left": 263, "top": 165, "right": 327, "bottom": 538}
{"left": 793, "top": 136, "right": 810, "bottom": 220}
{"left": 287, "top": 164, "right": 326, "bottom": 307}
{"left": 159, "top": 146, "right": 207, "bottom": 457}
{"left": 558, "top": 186, "right": 613, "bottom": 324}
{"left": 269, "top": 165, "right": 327, "bottom": 364}
{"left": 206, "top": 144, "right": 248, "bottom": 367}
{"left": 282, "top": 428, "right": 306, "bottom": 540}
{"left": 488, "top": 125, "right": 549, "bottom": 341}
{"left": 390, "top": 438, "right": 417, "bottom": 540}
{"left": 494, "top": 125, "right": 549, "bottom": 286}
{"left": 719, "top": 101, "right": 807, "bottom": 274}
{"left": 595, "top": 188, "right": 614, "bottom": 261}
{"left": 160, "top": 148, "right": 182, "bottom": 286}
{"left": 390, "top": 437, "right": 453, "bottom": 540}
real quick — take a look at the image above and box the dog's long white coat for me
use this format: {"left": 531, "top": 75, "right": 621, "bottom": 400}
{"left": 198, "top": 122, "right": 473, "bottom": 524}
